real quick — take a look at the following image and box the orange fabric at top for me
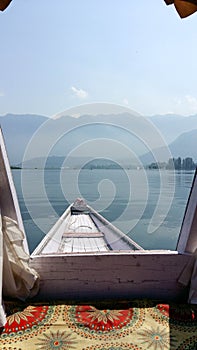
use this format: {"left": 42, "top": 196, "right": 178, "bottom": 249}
{"left": 164, "top": 0, "right": 197, "bottom": 17}
{"left": 0, "top": 0, "right": 12, "bottom": 11}
{"left": 0, "top": 0, "right": 197, "bottom": 18}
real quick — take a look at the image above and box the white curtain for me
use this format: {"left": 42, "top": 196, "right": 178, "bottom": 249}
{"left": 0, "top": 215, "right": 6, "bottom": 327}
{"left": 2, "top": 216, "right": 40, "bottom": 301}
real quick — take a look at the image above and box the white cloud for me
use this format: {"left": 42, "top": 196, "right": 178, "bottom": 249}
{"left": 173, "top": 94, "right": 197, "bottom": 115}
{"left": 0, "top": 91, "right": 5, "bottom": 97}
{"left": 123, "top": 98, "right": 129, "bottom": 106}
{"left": 71, "top": 86, "right": 88, "bottom": 99}
{"left": 185, "top": 95, "right": 197, "bottom": 111}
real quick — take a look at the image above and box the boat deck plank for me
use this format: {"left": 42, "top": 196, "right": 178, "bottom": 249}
{"left": 76, "top": 238, "right": 85, "bottom": 252}
{"left": 66, "top": 214, "right": 99, "bottom": 233}
{"left": 73, "top": 238, "right": 81, "bottom": 252}
{"left": 60, "top": 238, "right": 73, "bottom": 253}
{"left": 83, "top": 237, "right": 94, "bottom": 252}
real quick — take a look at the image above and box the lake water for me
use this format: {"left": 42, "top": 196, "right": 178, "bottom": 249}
{"left": 12, "top": 169, "right": 195, "bottom": 253}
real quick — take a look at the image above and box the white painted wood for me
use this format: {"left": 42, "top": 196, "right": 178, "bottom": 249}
{"left": 61, "top": 238, "right": 73, "bottom": 253}
{"left": 177, "top": 169, "right": 197, "bottom": 254}
{"left": 78, "top": 238, "right": 85, "bottom": 252}
{"left": 89, "top": 209, "right": 143, "bottom": 250}
{"left": 30, "top": 251, "right": 191, "bottom": 301}
{"left": 32, "top": 201, "right": 142, "bottom": 255}
{"left": 32, "top": 207, "right": 71, "bottom": 255}
{"left": 83, "top": 237, "right": 93, "bottom": 252}
{"left": 63, "top": 232, "right": 104, "bottom": 238}
{"left": 95, "top": 237, "right": 108, "bottom": 251}
{"left": 0, "top": 128, "right": 28, "bottom": 254}
{"left": 73, "top": 238, "right": 80, "bottom": 252}
{"left": 75, "top": 238, "right": 84, "bottom": 252}
{"left": 66, "top": 214, "right": 98, "bottom": 233}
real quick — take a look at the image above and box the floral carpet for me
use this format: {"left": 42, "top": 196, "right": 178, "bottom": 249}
{"left": 0, "top": 299, "right": 197, "bottom": 350}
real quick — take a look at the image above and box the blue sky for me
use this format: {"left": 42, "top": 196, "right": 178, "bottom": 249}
{"left": 0, "top": 0, "right": 197, "bottom": 117}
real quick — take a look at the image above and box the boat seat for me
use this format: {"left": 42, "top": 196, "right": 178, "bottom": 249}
{"left": 63, "top": 232, "right": 104, "bottom": 238}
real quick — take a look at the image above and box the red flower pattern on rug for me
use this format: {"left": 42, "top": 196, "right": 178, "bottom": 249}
{"left": 1, "top": 301, "right": 197, "bottom": 349}
{"left": 0, "top": 302, "right": 60, "bottom": 346}
{"left": 75, "top": 305, "right": 133, "bottom": 331}
{"left": 63, "top": 304, "right": 144, "bottom": 341}
{"left": 4, "top": 305, "right": 50, "bottom": 333}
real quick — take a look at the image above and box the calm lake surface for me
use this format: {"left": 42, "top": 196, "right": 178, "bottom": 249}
{"left": 12, "top": 169, "right": 195, "bottom": 253}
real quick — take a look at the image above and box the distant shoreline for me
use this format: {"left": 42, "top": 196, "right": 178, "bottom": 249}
{"left": 12, "top": 156, "right": 196, "bottom": 171}
{"left": 11, "top": 166, "right": 196, "bottom": 171}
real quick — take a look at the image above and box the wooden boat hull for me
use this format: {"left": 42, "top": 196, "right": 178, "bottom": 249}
{"left": 30, "top": 251, "right": 190, "bottom": 301}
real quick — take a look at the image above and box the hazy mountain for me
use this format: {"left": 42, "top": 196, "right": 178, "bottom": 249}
{"left": 0, "top": 114, "right": 48, "bottom": 163}
{"left": 19, "top": 129, "right": 197, "bottom": 169}
{"left": 1, "top": 113, "right": 197, "bottom": 165}
{"left": 148, "top": 113, "right": 197, "bottom": 143}
{"left": 18, "top": 156, "right": 93, "bottom": 169}
{"left": 141, "top": 129, "right": 197, "bottom": 165}
{"left": 169, "top": 129, "right": 197, "bottom": 160}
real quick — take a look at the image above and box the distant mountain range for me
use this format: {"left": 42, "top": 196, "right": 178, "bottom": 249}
{"left": 168, "top": 129, "right": 197, "bottom": 159}
{"left": 0, "top": 113, "right": 196, "bottom": 166}
{"left": 0, "top": 114, "right": 47, "bottom": 164}
{"left": 141, "top": 129, "right": 197, "bottom": 165}
{"left": 148, "top": 114, "right": 197, "bottom": 143}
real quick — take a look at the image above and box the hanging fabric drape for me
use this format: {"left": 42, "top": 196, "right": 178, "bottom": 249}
{"left": 0, "top": 215, "right": 6, "bottom": 327}
{"left": 2, "top": 216, "right": 39, "bottom": 301}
